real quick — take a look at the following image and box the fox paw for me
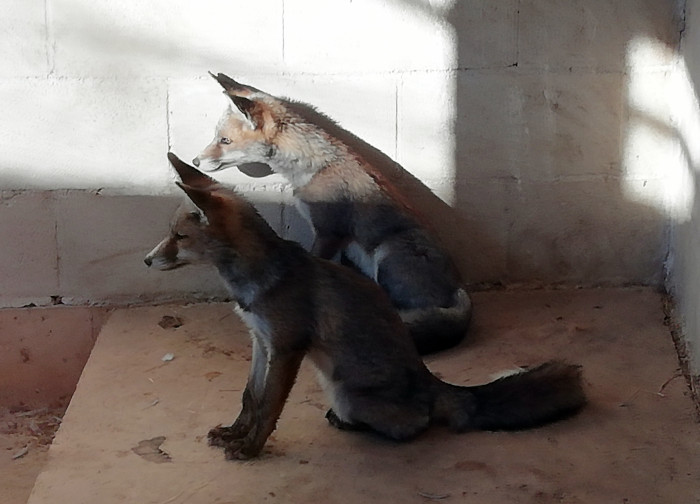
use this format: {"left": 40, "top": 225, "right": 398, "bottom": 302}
{"left": 222, "top": 439, "right": 260, "bottom": 460}
{"left": 208, "top": 426, "right": 262, "bottom": 460}
{"left": 207, "top": 424, "right": 248, "bottom": 447}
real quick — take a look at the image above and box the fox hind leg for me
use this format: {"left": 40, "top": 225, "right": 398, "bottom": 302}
{"left": 325, "top": 408, "right": 371, "bottom": 432}
{"left": 336, "top": 397, "right": 431, "bottom": 441}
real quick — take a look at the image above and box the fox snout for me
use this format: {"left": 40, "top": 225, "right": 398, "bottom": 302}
{"left": 192, "top": 157, "right": 200, "bottom": 167}
{"left": 144, "top": 247, "right": 161, "bottom": 268}
{"left": 144, "top": 238, "right": 178, "bottom": 270}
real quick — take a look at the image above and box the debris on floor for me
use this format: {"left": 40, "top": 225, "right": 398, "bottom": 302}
{"left": 0, "top": 406, "right": 66, "bottom": 504}
{"left": 131, "top": 436, "right": 172, "bottom": 464}
{"left": 0, "top": 406, "right": 64, "bottom": 452}
{"left": 158, "top": 315, "right": 183, "bottom": 330}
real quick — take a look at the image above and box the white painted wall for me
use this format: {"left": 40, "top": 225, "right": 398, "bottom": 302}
{"left": 0, "top": 0, "right": 685, "bottom": 308}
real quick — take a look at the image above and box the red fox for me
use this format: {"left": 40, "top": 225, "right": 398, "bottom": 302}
{"left": 193, "top": 73, "right": 471, "bottom": 354}
{"left": 144, "top": 153, "right": 586, "bottom": 461}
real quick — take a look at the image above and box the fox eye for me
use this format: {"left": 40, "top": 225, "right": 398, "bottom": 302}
{"left": 219, "top": 137, "right": 232, "bottom": 145}
{"left": 173, "top": 232, "right": 187, "bottom": 240}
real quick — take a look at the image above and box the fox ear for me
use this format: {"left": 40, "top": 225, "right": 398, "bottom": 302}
{"left": 176, "top": 182, "right": 221, "bottom": 215}
{"left": 230, "top": 95, "right": 263, "bottom": 129}
{"left": 168, "top": 152, "right": 217, "bottom": 189}
{"left": 209, "top": 72, "right": 259, "bottom": 97}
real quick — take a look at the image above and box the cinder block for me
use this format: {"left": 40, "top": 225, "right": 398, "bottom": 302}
{"left": 451, "top": 70, "right": 525, "bottom": 182}
{"left": 284, "top": 0, "right": 455, "bottom": 73}
{"left": 0, "top": 192, "right": 58, "bottom": 307}
{"left": 51, "top": 0, "right": 284, "bottom": 78}
{"left": 439, "top": 179, "right": 512, "bottom": 284}
{"left": 403, "top": 71, "right": 624, "bottom": 184}
{"left": 0, "top": 78, "right": 169, "bottom": 193}
{"left": 447, "top": 0, "right": 519, "bottom": 69}
{"left": 623, "top": 69, "right": 679, "bottom": 181}
{"left": 506, "top": 179, "right": 667, "bottom": 285}
{"left": 518, "top": 0, "right": 681, "bottom": 71}
{"left": 511, "top": 71, "right": 625, "bottom": 182}
{"left": 54, "top": 191, "right": 286, "bottom": 304}
{"left": 0, "top": 0, "right": 48, "bottom": 77}
{"left": 168, "top": 78, "right": 233, "bottom": 170}
{"left": 55, "top": 192, "right": 227, "bottom": 304}
{"left": 397, "top": 71, "right": 457, "bottom": 186}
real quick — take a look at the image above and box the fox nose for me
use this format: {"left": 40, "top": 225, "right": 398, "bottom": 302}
{"left": 192, "top": 157, "right": 200, "bottom": 167}
{"left": 144, "top": 256, "right": 152, "bottom": 267}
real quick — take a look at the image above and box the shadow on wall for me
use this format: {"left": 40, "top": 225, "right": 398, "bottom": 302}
{"left": 444, "top": 1, "right": 684, "bottom": 287}
{"left": 278, "top": 1, "right": 685, "bottom": 288}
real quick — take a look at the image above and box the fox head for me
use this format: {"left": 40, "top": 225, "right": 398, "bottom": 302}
{"left": 193, "top": 73, "right": 341, "bottom": 187}
{"left": 193, "top": 73, "right": 283, "bottom": 173}
{"left": 145, "top": 152, "right": 271, "bottom": 271}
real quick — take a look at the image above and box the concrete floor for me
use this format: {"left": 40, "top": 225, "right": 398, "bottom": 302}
{"left": 21, "top": 288, "right": 700, "bottom": 503}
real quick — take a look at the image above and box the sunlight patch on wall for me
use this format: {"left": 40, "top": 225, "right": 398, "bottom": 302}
{"left": 623, "top": 35, "right": 697, "bottom": 223}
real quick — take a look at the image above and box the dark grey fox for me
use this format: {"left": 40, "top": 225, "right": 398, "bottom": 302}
{"left": 145, "top": 153, "right": 586, "bottom": 460}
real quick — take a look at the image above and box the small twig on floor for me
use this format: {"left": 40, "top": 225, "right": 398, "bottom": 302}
{"left": 12, "top": 444, "right": 30, "bottom": 460}
{"left": 16, "top": 407, "right": 48, "bottom": 417}
{"left": 657, "top": 370, "right": 683, "bottom": 397}
{"left": 144, "top": 362, "right": 169, "bottom": 373}
{"left": 28, "top": 419, "right": 41, "bottom": 435}
{"left": 142, "top": 398, "right": 160, "bottom": 409}
{"left": 619, "top": 389, "right": 641, "bottom": 407}
{"left": 417, "top": 490, "right": 450, "bottom": 500}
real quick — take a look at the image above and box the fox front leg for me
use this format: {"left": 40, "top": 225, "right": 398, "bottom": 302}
{"left": 208, "top": 337, "right": 267, "bottom": 448}
{"left": 217, "top": 347, "right": 305, "bottom": 460}
{"left": 302, "top": 200, "right": 352, "bottom": 260}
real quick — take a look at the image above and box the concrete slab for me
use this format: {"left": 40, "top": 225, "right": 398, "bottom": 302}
{"left": 27, "top": 288, "right": 699, "bottom": 504}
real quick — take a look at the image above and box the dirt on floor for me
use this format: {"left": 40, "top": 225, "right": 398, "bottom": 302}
{"left": 0, "top": 406, "right": 64, "bottom": 504}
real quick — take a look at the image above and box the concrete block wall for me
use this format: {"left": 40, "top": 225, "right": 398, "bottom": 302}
{"left": 0, "top": 0, "right": 686, "bottom": 308}
{"left": 672, "top": 0, "right": 700, "bottom": 384}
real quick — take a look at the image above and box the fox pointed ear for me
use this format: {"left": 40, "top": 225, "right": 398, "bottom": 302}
{"left": 176, "top": 182, "right": 221, "bottom": 215}
{"left": 168, "top": 152, "right": 217, "bottom": 189}
{"left": 209, "top": 71, "right": 259, "bottom": 97}
{"left": 230, "top": 95, "right": 264, "bottom": 129}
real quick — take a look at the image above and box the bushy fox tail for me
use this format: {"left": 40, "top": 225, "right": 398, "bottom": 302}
{"left": 434, "top": 361, "right": 586, "bottom": 432}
